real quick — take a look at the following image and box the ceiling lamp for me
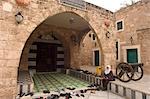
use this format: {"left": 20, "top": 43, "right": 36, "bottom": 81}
{"left": 69, "top": 17, "right": 75, "bottom": 24}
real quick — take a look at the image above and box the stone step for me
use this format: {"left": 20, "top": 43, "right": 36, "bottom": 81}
{"left": 17, "top": 71, "right": 34, "bottom": 95}
{"left": 59, "top": 69, "right": 150, "bottom": 99}
{"left": 109, "top": 82, "right": 150, "bottom": 99}
{"left": 66, "top": 69, "right": 150, "bottom": 99}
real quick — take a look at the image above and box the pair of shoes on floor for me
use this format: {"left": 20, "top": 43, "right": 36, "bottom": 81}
{"left": 35, "top": 97, "right": 44, "bottom": 99}
{"left": 66, "top": 87, "right": 75, "bottom": 90}
{"left": 47, "top": 94, "right": 59, "bottom": 99}
{"left": 25, "top": 92, "right": 34, "bottom": 96}
{"left": 60, "top": 93, "right": 72, "bottom": 98}
{"left": 19, "top": 93, "right": 25, "bottom": 97}
{"left": 101, "top": 87, "right": 107, "bottom": 91}
{"left": 88, "top": 83, "right": 96, "bottom": 87}
{"left": 43, "top": 89, "right": 50, "bottom": 93}
{"left": 80, "top": 89, "right": 87, "bottom": 93}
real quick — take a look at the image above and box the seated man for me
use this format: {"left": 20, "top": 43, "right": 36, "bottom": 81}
{"left": 101, "top": 65, "right": 115, "bottom": 91}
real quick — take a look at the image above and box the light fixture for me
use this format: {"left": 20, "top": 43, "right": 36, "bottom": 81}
{"left": 15, "top": 12, "right": 24, "bottom": 24}
{"left": 71, "top": 34, "right": 78, "bottom": 45}
{"left": 105, "top": 31, "right": 111, "bottom": 38}
{"left": 130, "top": 36, "right": 133, "bottom": 44}
{"left": 104, "top": 19, "right": 110, "bottom": 28}
{"left": 69, "top": 17, "right": 75, "bottom": 24}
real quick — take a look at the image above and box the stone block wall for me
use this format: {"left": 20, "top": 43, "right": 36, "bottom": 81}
{"left": 0, "top": 0, "right": 115, "bottom": 98}
{"left": 137, "top": 28, "right": 150, "bottom": 74}
{"left": 115, "top": 1, "right": 150, "bottom": 74}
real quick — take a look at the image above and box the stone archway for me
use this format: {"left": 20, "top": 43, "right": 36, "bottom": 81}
{"left": 0, "top": 1, "right": 115, "bottom": 98}
{"left": 20, "top": 32, "right": 68, "bottom": 72}
{"left": 16, "top": 11, "right": 104, "bottom": 98}
{"left": 19, "top": 11, "right": 104, "bottom": 71}
{"left": 19, "top": 26, "right": 70, "bottom": 71}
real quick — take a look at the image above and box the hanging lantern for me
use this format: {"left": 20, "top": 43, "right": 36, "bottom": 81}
{"left": 16, "top": 0, "right": 30, "bottom": 6}
{"left": 104, "top": 19, "right": 110, "bottom": 28}
{"left": 15, "top": 12, "right": 24, "bottom": 24}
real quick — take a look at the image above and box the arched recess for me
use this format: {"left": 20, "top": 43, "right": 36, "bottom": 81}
{"left": 19, "top": 11, "right": 103, "bottom": 72}
{"left": 19, "top": 27, "right": 70, "bottom": 71}
{"left": 79, "top": 26, "right": 104, "bottom": 66}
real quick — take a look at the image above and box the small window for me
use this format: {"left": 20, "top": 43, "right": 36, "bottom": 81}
{"left": 116, "top": 21, "right": 123, "bottom": 31}
{"left": 92, "top": 34, "right": 96, "bottom": 41}
{"left": 116, "top": 41, "right": 119, "bottom": 60}
{"left": 89, "top": 33, "right": 91, "bottom": 37}
{"left": 94, "top": 50, "right": 99, "bottom": 66}
{"left": 127, "top": 49, "right": 138, "bottom": 63}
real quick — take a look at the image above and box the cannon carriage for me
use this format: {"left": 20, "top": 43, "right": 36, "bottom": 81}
{"left": 116, "top": 62, "right": 143, "bottom": 82}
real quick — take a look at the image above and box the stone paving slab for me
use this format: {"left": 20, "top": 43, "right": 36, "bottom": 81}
{"left": 18, "top": 72, "right": 125, "bottom": 99}
{"left": 19, "top": 90, "right": 125, "bottom": 99}
{"left": 111, "top": 75, "right": 150, "bottom": 94}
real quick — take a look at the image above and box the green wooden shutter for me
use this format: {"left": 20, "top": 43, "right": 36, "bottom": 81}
{"left": 127, "top": 49, "right": 138, "bottom": 63}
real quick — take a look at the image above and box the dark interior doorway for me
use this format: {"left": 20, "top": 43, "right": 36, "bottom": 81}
{"left": 36, "top": 42, "right": 57, "bottom": 72}
{"left": 94, "top": 50, "right": 99, "bottom": 66}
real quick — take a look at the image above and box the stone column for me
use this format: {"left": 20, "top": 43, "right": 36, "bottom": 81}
{"left": 0, "top": 50, "right": 21, "bottom": 98}
{"left": 0, "top": 1, "right": 24, "bottom": 96}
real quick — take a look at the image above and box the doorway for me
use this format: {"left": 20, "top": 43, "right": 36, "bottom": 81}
{"left": 94, "top": 50, "right": 100, "bottom": 66}
{"left": 36, "top": 42, "right": 57, "bottom": 72}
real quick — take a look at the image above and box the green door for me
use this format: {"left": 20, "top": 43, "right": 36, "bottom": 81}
{"left": 94, "top": 50, "right": 99, "bottom": 66}
{"left": 127, "top": 49, "right": 138, "bottom": 63}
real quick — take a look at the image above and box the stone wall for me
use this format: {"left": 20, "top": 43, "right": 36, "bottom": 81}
{"left": 137, "top": 28, "right": 150, "bottom": 74}
{"left": 79, "top": 31, "right": 99, "bottom": 66}
{"left": 115, "top": 1, "right": 150, "bottom": 74}
{"left": 0, "top": 0, "right": 115, "bottom": 98}
{"left": 86, "top": 4, "right": 116, "bottom": 68}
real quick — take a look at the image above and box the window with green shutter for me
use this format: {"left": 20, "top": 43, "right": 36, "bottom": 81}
{"left": 127, "top": 49, "right": 138, "bottom": 63}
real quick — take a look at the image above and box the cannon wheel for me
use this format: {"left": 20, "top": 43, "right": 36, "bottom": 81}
{"left": 116, "top": 62, "right": 134, "bottom": 82}
{"left": 131, "top": 65, "right": 143, "bottom": 81}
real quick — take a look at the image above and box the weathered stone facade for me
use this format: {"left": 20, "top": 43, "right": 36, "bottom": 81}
{"left": 1, "top": 0, "right": 149, "bottom": 98}
{"left": 115, "top": 0, "right": 150, "bottom": 74}
{"left": 0, "top": 0, "right": 115, "bottom": 98}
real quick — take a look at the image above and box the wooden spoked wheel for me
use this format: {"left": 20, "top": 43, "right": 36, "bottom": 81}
{"left": 131, "top": 64, "right": 143, "bottom": 81}
{"left": 116, "top": 62, "right": 134, "bottom": 82}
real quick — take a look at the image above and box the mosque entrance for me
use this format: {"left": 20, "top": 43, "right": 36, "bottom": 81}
{"left": 36, "top": 43, "right": 57, "bottom": 72}
{"left": 17, "top": 12, "right": 103, "bottom": 97}
{"left": 28, "top": 34, "right": 65, "bottom": 72}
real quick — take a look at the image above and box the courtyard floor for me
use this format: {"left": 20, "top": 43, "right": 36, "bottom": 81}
{"left": 27, "top": 73, "right": 125, "bottom": 99}
{"left": 111, "top": 74, "right": 150, "bottom": 94}
{"left": 33, "top": 73, "right": 89, "bottom": 92}
{"left": 18, "top": 72, "right": 150, "bottom": 99}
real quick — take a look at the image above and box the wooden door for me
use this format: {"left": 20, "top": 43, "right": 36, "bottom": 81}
{"left": 36, "top": 43, "right": 57, "bottom": 72}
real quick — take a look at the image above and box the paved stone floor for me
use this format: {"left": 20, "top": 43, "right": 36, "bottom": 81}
{"left": 18, "top": 72, "right": 150, "bottom": 99}
{"left": 20, "top": 90, "right": 125, "bottom": 99}
{"left": 111, "top": 74, "right": 150, "bottom": 94}
{"left": 19, "top": 72, "right": 125, "bottom": 99}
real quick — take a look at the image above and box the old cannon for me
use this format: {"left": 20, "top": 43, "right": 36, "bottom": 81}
{"left": 116, "top": 62, "right": 143, "bottom": 82}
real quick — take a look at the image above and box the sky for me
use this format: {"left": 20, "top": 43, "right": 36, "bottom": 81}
{"left": 84, "top": 0, "right": 140, "bottom": 12}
